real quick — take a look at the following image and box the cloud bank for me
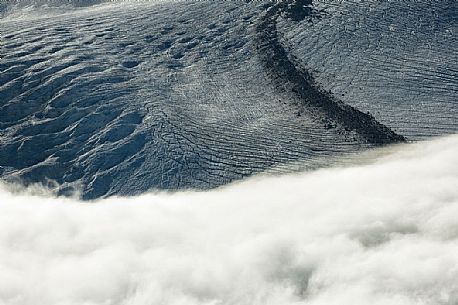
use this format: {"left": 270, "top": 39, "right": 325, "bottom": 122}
{"left": 1, "top": 135, "right": 458, "bottom": 305}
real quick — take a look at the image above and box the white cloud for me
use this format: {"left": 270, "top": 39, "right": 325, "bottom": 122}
{"left": 0, "top": 135, "right": 457, "bottom": 305}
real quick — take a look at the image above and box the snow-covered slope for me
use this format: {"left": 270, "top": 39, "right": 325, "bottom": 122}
{"left": 0, "top": 0, "right": 455, "bottom": 199}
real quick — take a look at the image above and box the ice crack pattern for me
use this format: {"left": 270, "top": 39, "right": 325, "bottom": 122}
{"left": 0, "top": 0, "right": 456, "bottom": 199}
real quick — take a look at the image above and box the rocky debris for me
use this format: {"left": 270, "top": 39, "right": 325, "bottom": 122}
{"left": 255, "top": 0, "right": 406, "bottom": 145}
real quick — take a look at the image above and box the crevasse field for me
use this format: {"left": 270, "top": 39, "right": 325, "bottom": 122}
{"left": 0, "top": 0, "right": 457, "bottom": 304}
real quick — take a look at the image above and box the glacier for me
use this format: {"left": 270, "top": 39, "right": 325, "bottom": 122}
{"left": 0, "top": 0, "right": 456, "bottom": 199}
{"left": 1, "top": 1, "right": 458, "bottom": 304}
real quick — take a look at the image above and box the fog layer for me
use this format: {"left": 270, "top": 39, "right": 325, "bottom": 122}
{"left": 1, "top": 135, "right": 457, "bottom": 305}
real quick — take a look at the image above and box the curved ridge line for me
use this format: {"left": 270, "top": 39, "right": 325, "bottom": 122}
{"left": 255, "top": 0, "right": 406, "bottom": 145}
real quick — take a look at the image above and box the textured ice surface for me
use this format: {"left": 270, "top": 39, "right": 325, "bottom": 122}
{"left": 277, "top": 0, "right": 458, "bottom": 139}
{"left": 0, "top": 0, "right": 456, "bottom": 198}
